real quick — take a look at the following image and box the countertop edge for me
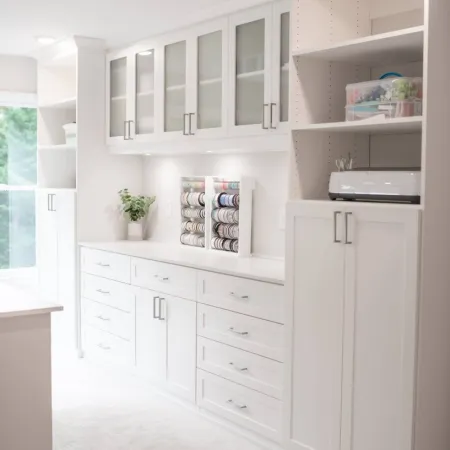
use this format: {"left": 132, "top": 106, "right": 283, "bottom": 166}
{"left": 0, "top": 305, "right": 64, "bottom": 320}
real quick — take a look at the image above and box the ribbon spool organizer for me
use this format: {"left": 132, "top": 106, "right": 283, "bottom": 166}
{"left": 179, "top": 176, "right": 254, "bottom": 257}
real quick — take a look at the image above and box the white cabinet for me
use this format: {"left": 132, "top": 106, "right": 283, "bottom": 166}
{"left": 285, "top": 201, "right": 421, "bottom": 450}
{"left": 136, "top": 288, "right": 197, "bottom": 402}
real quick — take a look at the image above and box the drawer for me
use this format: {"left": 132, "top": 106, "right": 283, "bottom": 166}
{"left": 197, "top": 304, "right": 284, "bottom": 362}
{"left": 197, "top": 369, "right": 282, "bottom": 442}
{"left": 197, "top": 271, "right": 284, "bottom": 323}
{"left": 81, "top": 274, "right": 135, "bottom": 313}
{"left": 82, "top": 298, "right": 135, "bottom": 341}
{"left": 197, "top": 337, "right": 283, "bottom": 399}
{"left": 83, "top": 325, "right": 135, "bottom": 366}
{"left": 131, "top": 257, "right": 196, "bottom": 300}
{"left": 81, "top": 248, "right": 131, "bottom": 283}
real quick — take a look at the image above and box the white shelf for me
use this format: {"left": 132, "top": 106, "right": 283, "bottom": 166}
{"left": 294, "top": 116, "right": 423, "bottom": 134}
{"left": 293, "top": 26, "right": 424, "bottom": 65}
{"left": 166, "top": 84, "right": 186, "bottom": 92}
{"left": 111, "top": 95, "right": 126, "bottom": 101}
{"left": 38, "top": 143, "right": 76, "bottom": 151}
{"left": 237, "top": 70, "right": 265, "bottom": 80}
{"left": 39, "top": 97, "right": 76, "bottom": 109}
{"left": 137, "top": 90, "right": 154, "bottom": 97}
{"left": 199, "top": 77, "right": 222, "bottom": 86}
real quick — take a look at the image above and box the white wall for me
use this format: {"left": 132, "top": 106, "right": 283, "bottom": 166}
{"left": 143, "top": 152, "right": 288, "bottom": 259}
{"left": 0, "top": 55, "right": 36, "bottom": 93}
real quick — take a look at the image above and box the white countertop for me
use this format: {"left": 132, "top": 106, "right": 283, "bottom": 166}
{"left": 79, "top": 241, "right": 285, "bottom": 285}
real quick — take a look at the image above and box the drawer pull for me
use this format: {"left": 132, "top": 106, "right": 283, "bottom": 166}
{"left": 229, "top": 362, "right": 248, "bottom": 372}
{"left": 230, "top": 292, "right": 249, "bottom": 299}
{"left": 229, "top": 327, "right": 249, "bottom": 336}
{"left": 96, "top": 262, "right": 110, "bottom": 268}
{"left": 95, "top": 315, "right": 111, "bottom": 322}
{"left": 154, "top": 275, "right": 169, "bottom": 282}
{"left": 96, "top": 289, "right": 110, "bottom": 295}
{"left": 227, "top": 399, "right": 247, "bottom": 409}
{"left": 97, "top": 343, "right": 111, "bottom": 350}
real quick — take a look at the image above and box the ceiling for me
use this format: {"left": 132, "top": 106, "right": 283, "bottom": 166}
{"left": 0, "top": 0, "right": 271, "bottom": 56}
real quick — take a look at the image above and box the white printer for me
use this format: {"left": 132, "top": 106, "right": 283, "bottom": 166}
{"left": 329, "top": 168, "right": 421, "bottom": 204}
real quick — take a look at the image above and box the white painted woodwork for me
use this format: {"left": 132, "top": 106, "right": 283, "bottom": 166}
{"left": 0, "top": 313, "right": 55, "bottom": 450}
{"left": 284, "top": 201, "right": 345, "bottom": 450}
{"left": 197, "top": 304, "right": 284, "bottom": 362}
{"left": 285, "top": 201, "right": 420, "bottom": 450}
{"left": 81, "top": 273, "right": 135, "bottom": 313}
{"left": 82, "top": 298, "right": 135, "bottom": 342}
{"left": 135, "top": 288, "right": 167, "bottom": 383}
{"left": 131, "top": 257, "right": 197, "bottom": 300}
{"left": 81, "top": 248, "right": 131, "bottom": 283}
{"left": 197, "top": 336, "right": 283, "bottom": 399}
{"left": 165, "top": 295, "right": 197, "bottom": 402}
{"left": 197, "top": 369, "right": 283, "bottom": 442}
{"left": 197, "top": 270, "right": 284, "bottom": 323}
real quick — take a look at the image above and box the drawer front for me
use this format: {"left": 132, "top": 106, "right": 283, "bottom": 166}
{"left": 81, "top": 274, "right": 135, "bottom": 312}
{"left": 82, "top": 298, "right": 135, "bottom": 342}
{"left": 197, "top": 304, "right": 284, "bottom": 362}
{"left": 83, "top": 325, "right": 135, "bottom": 366}
{"left": 197, "top": 369, "right": 282, "bottom": 442}
{"left": 197, "top": 337, "right": 283, "bottom": 399}
{"left": 197, "top": 271, "right": 284, "bottom": 323}
{"left": 81, "top": 248, "right": 131, "bottom": 283}
{"left": 131, "top": 257, "right": 196, "bottom": 300}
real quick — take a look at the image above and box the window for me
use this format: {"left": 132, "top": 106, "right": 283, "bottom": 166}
{"left": 0, "top": 96, "right": 37, "bottom": 271}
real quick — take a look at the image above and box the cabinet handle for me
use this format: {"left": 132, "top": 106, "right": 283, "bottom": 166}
{"left": 229, "top": 327, "right": 249, "bottom": 336}
{"left": 95, "top": 315, "right": 110, "bottom": 321}
{"left": 128, "top": 120, "right": 134, "bottom": 140}
{"left": 96, "top": 289, "right": 110, "bottom": 295}
{"left": 47, "top": 194, "right": 51, "bottom": 211}
{"left": 97, "top": 343, "right": 111, "bottom": 350}
{"left": 158, "top": 297, "right": 166, "bottom": 321}
{"left": 189, "top": 113, "right": 195, "bottom": 135}
{"left": 123, "top": 120, "right": 128, "bottom": 140}
{"left": 153, "top": 296, "right": 159, "bottom": 319}
{"left": 229, "top": 362, "right": 248, "bottom": 372}
{"left": 333, "top": 211, "right": 342, "bottom": 244}
{"left": 262, "top": 104, "right": 269, "bottom": 129}
{"left": 227, "top": 399, "right": 247, "bottom": 409}
{"left": 229, "top": 292, "right": 249, "bottom": 299}
{"left": 154, "top": 275, "right": 169, "bottom": 282}
{"left": 96, "top": 262, "right": 110, "bottom": 268}
{"left": 270, "top": 103, "right": 277, "bottom": 129}
{"left": 345, "top": 212, "right": 353, "bottom": 245}
{"left": 183, "top": 114, "right": 189, "bottom": 135}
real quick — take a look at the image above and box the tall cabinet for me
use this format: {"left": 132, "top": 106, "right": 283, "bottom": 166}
{"left": 285, "top": 201, "right": 421, "bottom": 450}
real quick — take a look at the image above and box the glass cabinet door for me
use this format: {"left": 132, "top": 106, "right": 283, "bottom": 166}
{"left": 279, "top": 12, "right": 290, "bottom": 124}
{"left": 164, "top": 40, "right": 187, "bottom": 133}
{"left": 196, "top": 30, "right": 223, "bottom": 132}
{"left": 135, "top": 49, "right": 155, "bottom": 136}
{"left": 109, "top": 57, "right": 127, "bottom": 139}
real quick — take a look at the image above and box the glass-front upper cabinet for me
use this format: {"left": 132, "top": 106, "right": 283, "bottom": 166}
{"left": 189, "top": 19, "right": 228, "bottom": 138}
{"left": 108, "top": 55, "right": 129, "bottom": 142}
{"left": 229, "top": 5, "right": 272, "bottom": 136}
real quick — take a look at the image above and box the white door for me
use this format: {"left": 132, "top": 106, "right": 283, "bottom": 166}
{"left": 228, "top": 4, "right": 273, "bottom": 136}
{"left": 285, "top": 201, "right": 346, "bottom": 450}
{"left": 188, "top": 18, "right": 228, "bottom": 139}
{"left": 270, "top": 0, "right": 290, "bottom": 133}
{"left": 341, "top": 205, "right": 420, "bottom": 450}
{"left": 165, "top": 295, "right": 197, "bottom": 403}
{"left": 136, "top": 288, "right": 167, "bottom": 383}
{"left": 36, "top": 191, "right": 58, "bottom": 304}
{"left": 106, "top": 51, "right": 133, "bottom": 144}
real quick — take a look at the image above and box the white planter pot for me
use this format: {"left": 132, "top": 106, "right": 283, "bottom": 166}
{"left": 127, "top": 222, "right": 143, "bottom": 241}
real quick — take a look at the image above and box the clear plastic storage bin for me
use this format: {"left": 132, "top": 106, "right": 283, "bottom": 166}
{"left": 345, "top": 77, "right": 422, "bottom": 121}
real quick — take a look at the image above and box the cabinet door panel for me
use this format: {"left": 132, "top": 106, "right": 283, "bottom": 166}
{"left": 285, "top": 202, "right": 345, "bottom": 450}
{"left": 166, "top": 295, "right": 196, "bottom": 403}
{"left": 136, "top": 288, "right": 167, "bottom": 383}
{"left": 341, "top": 206, "right": 420, "bottom": 450}
{"left": 107, "top": 56, "right": 128, "bottom": 142}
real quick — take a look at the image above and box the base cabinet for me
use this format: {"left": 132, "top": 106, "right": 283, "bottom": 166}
{"left": 285, "top": 201, "right": 421, "bottom": 450}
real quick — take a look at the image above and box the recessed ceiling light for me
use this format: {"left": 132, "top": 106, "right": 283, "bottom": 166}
{"left": 36, "top": 36, "right": 56, "bottom": 45}
{"left": 139, "top": 50, "right": 153, "bottom": 56}
{"left": 206, "top": 150, "right": 213, "bottom": 153}
{"left": 145, "top": 153, "right": 152, "bottom": 156}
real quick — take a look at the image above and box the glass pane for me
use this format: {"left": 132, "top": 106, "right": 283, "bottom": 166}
{"left": 110, "top": 57, "right": 127, "bottom": 137}
{"left": 136, "top": 50, "right": 155, "bottom": 135}
{"left": 198, "top": 31, "right": 222, "bottom": 130}
{"left": 280, "top": 12, "right": 290, "bottom": 123}
{"left": 165, "top": 41, "right": 186, "bottom": 132}
{"left": 236, "top": 19, "right": 265, "bottom": 126}
{"left": 0, "top": 191, "right": 36, "bottom": 269}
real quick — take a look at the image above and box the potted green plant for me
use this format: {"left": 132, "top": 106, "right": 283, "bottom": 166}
{"left": 119, "top": 189, "right": 156, "bottom": 241}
